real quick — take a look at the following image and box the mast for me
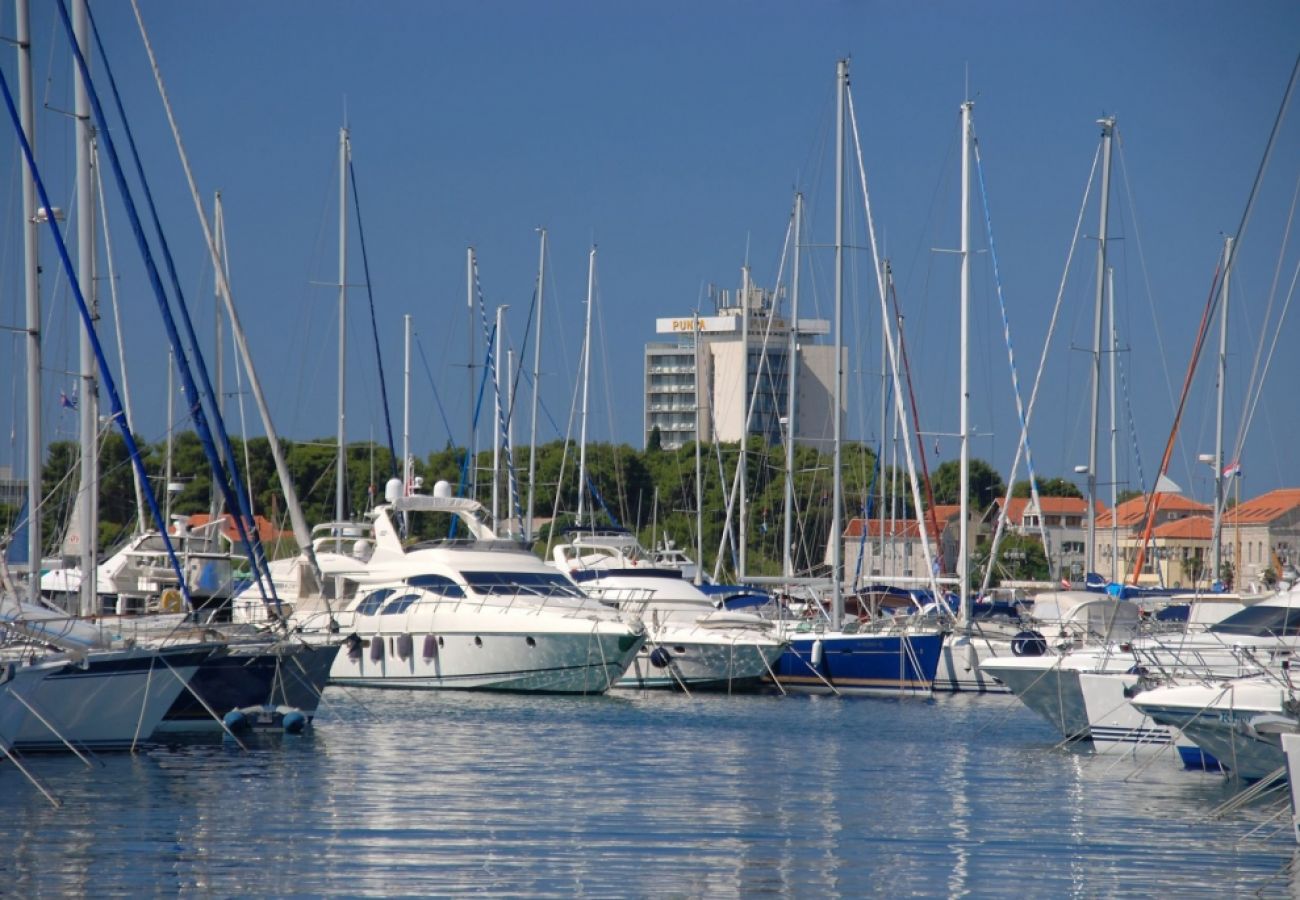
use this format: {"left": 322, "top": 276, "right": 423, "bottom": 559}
{"left": 507, "top": 346, "right": 516, "bottom": 532}
{"left": 164, "top": 351, "right": 174, "bottom": 522}
{"left": 492, "top": 304, "right": 505, "bottom": 525}
{"left": 1107, "top": 266, "right": 1119, "bottom": 581}
{"left": 783, "top": 193, "right": 803, "bottom": 579}
{"left": 738, "top": 264, "right": 750, "bottom": 577}
{"left": 1212, "top": 235, "right": 1233, "bottom": 583}
{"left": 577, "top": 247, "right": 596, "bottom": 526}
{"left": 336, "top": 125, "right": 350, "bottom": 524}
{"left": 403, "top": 313, "right": 411, "bottom": 494}
{"left": 130, "top": 10, "right": 321, "bottom": 580}
{"left": 831, "top": 58, "right": 847, "bottom": 629}
{"left": 958, "top": 98, "right": 972, "bottom": 624}
{"left": 16, "top": 0, "right": 41, "bottom": 600}
{"left": 211, "top": 191, "right": 226, "bottom": 521}
{"left": 1086, "top": 116, "right": 1114, "bottom": 578}
{"left": 74, "top": 0, "right": 98, "bottom": 617}
{"left": 694, "top": 310, "right": 704, "bottom": 584}
{"left": 527, "top": 228, "right": 546, "bottom": 543}
{"left": 466, "top": 247, "right": 476, "bottom": 500}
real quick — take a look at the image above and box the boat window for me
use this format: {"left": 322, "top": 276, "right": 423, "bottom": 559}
{"left": 406, "top": 574, "right": 465, "bottom": 598}
{"left": 462, "top": 571, "right": 585, "bottom": 599}
{"left": 355, "top": 589, "right": 395, "bottom": 616}
{"left": 381, "top": 593, "right": 420, "bottom": 615}
{"left": 1209, "top": 604, "right": 1300, "bottom": 637}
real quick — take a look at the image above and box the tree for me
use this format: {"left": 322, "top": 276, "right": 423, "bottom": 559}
{"left": 971, "top": 533, "right": 1050, "bottom": 586}
{"left": 1011, "top": 477, "right": 1083, "bottom": 499}
{"left": 647, "top": 425, "right": 663, "bottom": 452}
{"left": 1116, "top": 488, "right": 1143, "bottom": 505}
{"left": 931, "top": 458, "right": 1005, "bottom": 510}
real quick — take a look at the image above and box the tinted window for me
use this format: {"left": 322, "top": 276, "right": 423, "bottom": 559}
{"left": 462, "top": 571, "right": 585, "bottom": 599}
{"left": 1210, "top": 605, "right": 1300, "bottom": 637}
{"left": 406, "top": 574, "right": 465, "bottom": 598}
{"left": 381, "top": 593, "right": 420, "bottom": 615}
{"left": 355, "top": 589, "right": 394, "bottom": 616}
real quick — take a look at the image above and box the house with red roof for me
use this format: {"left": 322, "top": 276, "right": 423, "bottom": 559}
{"left": 841, "top": 504, "right": 970, "bottom": 583}
{"left": 984, "top": 495, "right": 1105, "bottom": 582}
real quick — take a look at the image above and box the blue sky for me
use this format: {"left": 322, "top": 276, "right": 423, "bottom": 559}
{"left": 2, "top": 1, "right": 1299, "bottom": 508}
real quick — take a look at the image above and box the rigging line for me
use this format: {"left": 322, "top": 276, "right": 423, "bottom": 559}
{"left": 1114, "top": 131, "right": 1178, "bottom": 422}
{"left": 473, "top": 267, "right": 523, "bottom": 524}
{"left": 93, "top": 145, "right": 145, "bottom": 534}
{"left": 347, "top": 160, "right": 398, "bottom": 480}
{"left": 1236, "top": 255, "right": 1300, "bottom": 468}
{"left": 67, "top": 0, "right": 279, "bottom": 607}
{"left": 86, "top": 1, "right": 278, "bottom": 607}
{"left": 413, "top": 334, "right": 456, "bottom": 446}
{"left": 982, "top": 140, "right": 1101, "bottom": 588}
{"left": 889, "top": 275, "right": 941, "bottom": 553}
{"left": 846, "top": 83, "right": 943, "bottom": 602}
{"left": 1132, "top": 50, "right": 1299, "bottom": 583}
{"left": 1232, "top": 167, "right": 1300, "bottom": 461}
{"left": 1116, "top": 328, "right": 1150, "bottom": 495}
{"left": 970, "top": 131, "right": 1053, "bottom": 587}
{"left": 450, "top": 326, "right": 496, "bottom": 537}
{"left": 0, "top": 57, "right": 195, "bottom": 609}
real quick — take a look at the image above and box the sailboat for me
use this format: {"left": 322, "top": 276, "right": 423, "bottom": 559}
{"left": 764, "top": 60, "right": 944, "bottom": 697}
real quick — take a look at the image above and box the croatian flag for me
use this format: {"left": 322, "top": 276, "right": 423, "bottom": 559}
{"left": 59, "top": 389, "right": 77, "bottom": 410}
{"left": 1223, "top": 460, "right": 1243, "bottom": 478}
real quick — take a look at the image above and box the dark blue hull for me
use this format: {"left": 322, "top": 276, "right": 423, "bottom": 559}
{"left": 772, "top": 630, "right": 943, "bottom": 696}
{"left": 159, "top": 640, "right": 339, "bottom": 732}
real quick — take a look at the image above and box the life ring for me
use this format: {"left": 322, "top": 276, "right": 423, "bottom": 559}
{"left": 159, "top": 588, "right": 184, "bottom": 614}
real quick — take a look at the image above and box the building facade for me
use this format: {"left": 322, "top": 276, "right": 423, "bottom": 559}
{"left": 644, "top": 280, "right": 839, "bottom": 450}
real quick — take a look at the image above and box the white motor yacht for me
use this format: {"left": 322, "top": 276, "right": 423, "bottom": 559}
{"left": 289, "top": 481, "right": 644, "bottom": 693}
{"left": 552, "top": 532, "right": 786, "bottom": 691}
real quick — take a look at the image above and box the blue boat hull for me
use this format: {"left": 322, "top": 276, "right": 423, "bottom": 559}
{"left": 771, "top": 631, "right": 943, "bottom": 696}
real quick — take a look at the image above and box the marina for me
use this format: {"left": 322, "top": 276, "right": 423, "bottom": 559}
{"left": 2, "top": 2, "right": 1300, "bottom": 895}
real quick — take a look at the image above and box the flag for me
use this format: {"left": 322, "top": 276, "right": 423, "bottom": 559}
{"left": 1222, "top": 460, "right": 1242, "bottom": 478}
{"left": 59, "top": 390, "right": 77, "bottom": 410}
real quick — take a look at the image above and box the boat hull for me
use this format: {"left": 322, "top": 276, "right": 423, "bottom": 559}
{"left": 330, "top": 628, "right": 643, "bottom": 694}
{"left": 771, "top": 630, "right": 943, "bottom": 696}
{"left": 979, "top": 655, "right": 1090, "bottom": 740}
{"left": 932, "top": 633, "right": 1011, "bottom": 693}
{"left": 616, "top": 634, "right": 786, "bottom": 691}
{"left": 0, "top": 646, "right": 210, "bottom": 752}
{"left": 154, "top": 640, "right": 340, "bottom": 734}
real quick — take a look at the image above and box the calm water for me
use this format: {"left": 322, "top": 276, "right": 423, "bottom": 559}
{"left": 2, "top": 687, "right": 1296, "bottom": 897}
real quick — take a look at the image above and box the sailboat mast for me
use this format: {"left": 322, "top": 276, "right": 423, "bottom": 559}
{"left": 466, "top": 247, "right": 476, "bottom": 500}
{"left": 1107, "top": 266, "right": 1119, "bottom": 581}
{"left": 577, "top": 247, "right": 596, "bottom": 525}
{"left": 493, "top": 305, "right": 505, "bottom": 524}
{"left": 831, "top": 58, "right": 847, "bottom": 629}
{"left": 74, "top": 0, "right": 98, "bottom": 617}
{"left": 16, "top": 0, "right": 41, "bottom": 601}
{"left": 336, "top": 125, "right": 350, "bottom": 524}
{"left": 959, "top": 99, "right": 972, "bottom": 623}
{"left": 1086, "top": 116, "right": 1115, "bottom": 578}
{"left": 403, "top": 313, "right": 412, "bottom": 493}
{"left": 211, "top": 192, "right": 226, "bottom": 521}
{"left": 739, "top": 264, "right": 750, "bottom": 577}
{"left": 694, "top": 310, "right": 704, "bottom": 584}
{"left": 527, "top": 228, "right": 546, "bottom": 543}
{"left": 1212, "top": 235, "right": 1233, "bottom": 582}
{"left": 164, "top": 351, "right": 174, "bottom": 522}
{"left": 783, "top": 194, "right": 803, "bottom": 579}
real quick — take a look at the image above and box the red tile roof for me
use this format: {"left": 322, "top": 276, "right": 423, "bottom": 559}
{"left": 1152, "top": 514, "right": 1213, "bottom": 540}
{"left": 180, "top": 513, "right": 287, "bottom": 543}
{"left": 1223, "top": 488, "right": 1300, "bottom": 525}
{"left": 992, "top": 495, "right": 1104, "bottom": 523}
{"left": 1097, "top": 493, "right": 1210, "bottom": 528}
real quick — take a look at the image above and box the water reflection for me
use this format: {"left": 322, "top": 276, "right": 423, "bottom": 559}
{"left": 0, "top": 687, "right": 1294, "bottom": 896}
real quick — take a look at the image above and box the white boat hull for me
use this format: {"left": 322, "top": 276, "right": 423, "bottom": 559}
{"left": 0, "top": 646, "right": 208, "bottom": 751}
{"left": 933, "top": 633, "right": 1011, "bottom": 693}
{"left": 616, "top": 631, "right": 786, "bottom": 690}
{"left": 330, "top": 626, "right": 641, "bottom": 693}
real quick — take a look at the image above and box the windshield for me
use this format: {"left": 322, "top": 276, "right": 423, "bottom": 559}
{"left": 462, "top": 571, "right": 586, "bottom": 599}
{"left": 1209, "top": 604, "right": 1300, "bottom": 638}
